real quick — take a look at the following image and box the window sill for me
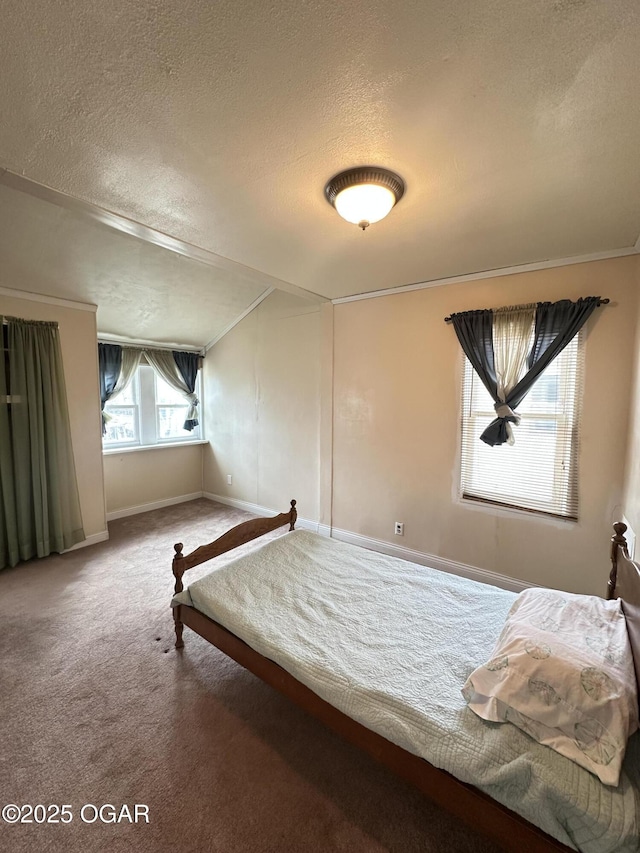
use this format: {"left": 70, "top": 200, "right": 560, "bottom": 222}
{"left": 459, "top": 495, "right": 577, "bottom": 526}
{"left": 103, "top": 440, "right": 208, "bottom": 456}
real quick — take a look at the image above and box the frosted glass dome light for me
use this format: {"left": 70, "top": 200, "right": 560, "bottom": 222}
{"left": 325, "top": 167, "right": 405, "bottom": 230}
{"left": 334, "top": 185, "right": 396, "bottom": 228}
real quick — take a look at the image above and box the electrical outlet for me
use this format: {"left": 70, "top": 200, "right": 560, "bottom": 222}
{"left": 227, "top": 474, "right": 232, "bottom": 485}
{"left": 394, "top": 522, "right": 404, "bottom": 536}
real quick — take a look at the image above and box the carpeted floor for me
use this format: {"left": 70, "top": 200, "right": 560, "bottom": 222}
{"left": 0, "top": 499, "right": 502, "bottom": 853}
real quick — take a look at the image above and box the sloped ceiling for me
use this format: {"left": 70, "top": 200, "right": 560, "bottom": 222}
{"left": 0, "top": 182, "right": 273, "bottom": 348}
{"left": 0, "top": 181, "right": 278, "bottom": 347}
{"left": 1, "top": 0, "right": 639, "bottom": 324}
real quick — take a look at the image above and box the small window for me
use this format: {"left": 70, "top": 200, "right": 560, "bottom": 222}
{"left": 155, "top": 372, "right": 193, "bottom": 441}
{"left": 103, "top": 363, "right": 201, "bottom": 449}
{"left": 459, "top": 333, "right": 583, "bottom": 519}
{"left": 103, "top": 374, "right": 139, "bottom": 446}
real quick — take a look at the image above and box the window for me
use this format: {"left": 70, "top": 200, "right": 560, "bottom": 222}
{"left": 103, "top": 363, "right": 201, "bottom": 449}
{"left": 103, "top": 372, "right": 139, "bottom": 445}
{"left": 459, "top": 333, "right": 582, "bottom": 519}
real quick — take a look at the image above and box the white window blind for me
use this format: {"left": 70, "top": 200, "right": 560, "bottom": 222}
{"left": 460, "top": 332, "right": 583, "bottom": 519}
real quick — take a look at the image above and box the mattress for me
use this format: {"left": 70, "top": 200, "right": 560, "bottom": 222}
{"left": 172, "top": 529, "right": 640, "bottom": 852}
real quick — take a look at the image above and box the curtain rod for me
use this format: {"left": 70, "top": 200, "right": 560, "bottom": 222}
{"left": 2, "top": 317, "right": 59, "bottom": 327}
{"left": 443, "top": 297, "right": 610, "bottom": 323}
{"left": 97, "top": 337, "right": 204, "bottom": 356}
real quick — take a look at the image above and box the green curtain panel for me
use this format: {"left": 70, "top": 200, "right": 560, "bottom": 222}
{"left": 0, "top": 317, "right": 85, "bottom": 570}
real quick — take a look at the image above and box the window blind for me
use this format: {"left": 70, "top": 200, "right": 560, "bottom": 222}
{"left": 460, "top": 332, "right": 583, "bottom": 519}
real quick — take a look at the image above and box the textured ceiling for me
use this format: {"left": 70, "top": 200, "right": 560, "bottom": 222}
{"left": 1, "top": 0, "right": 640, "bottom": 310}
{"left": 0, "top": 183, "right": 270, "bottom": 348}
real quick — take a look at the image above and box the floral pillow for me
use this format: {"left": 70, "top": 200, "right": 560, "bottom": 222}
{"left": 462, "top": 588, "right": 638, "bottom": 786}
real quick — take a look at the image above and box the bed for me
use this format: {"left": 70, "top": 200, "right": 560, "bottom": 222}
{"left": 170, "top": 502, "right": 640, "bottom": 853}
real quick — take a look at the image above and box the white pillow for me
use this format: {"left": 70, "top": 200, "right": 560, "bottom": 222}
{"left": 462, "top": 588, "right": 638, "bottom": 786}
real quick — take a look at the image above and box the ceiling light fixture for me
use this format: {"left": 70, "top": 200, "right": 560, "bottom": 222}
{"left": 324, "top": 167, "right": 405, "bottom": 230}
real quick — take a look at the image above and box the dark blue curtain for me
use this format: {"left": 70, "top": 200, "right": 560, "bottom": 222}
{"left": 172, "top": 351, "right": 199, "bottom": 431}
{"left": 450, "top": 310, "right": 497, "bottom": 398}
{"left": 98, "top": 343, "right": 122, "bottom": 435}
{"left": 451, "top": 297, "right": 600, "bottom": 447}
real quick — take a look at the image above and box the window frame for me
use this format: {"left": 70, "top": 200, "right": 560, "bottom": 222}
{"left": 101, "top": 371, "right": 141, "bottom": 449}
{"left": 458, "top": 332, "right": 583, "bottom": 522}
{"left": 102, "top": 362, "right": 202, "bottom": 451}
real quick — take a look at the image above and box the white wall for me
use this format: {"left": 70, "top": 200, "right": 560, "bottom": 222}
{"left": 103, "top": 444, "right": 204, "bottom": 516}
{"left": 332, "top": 256, "right": 638, "bottom": 595}
{"left": 203, "top": 290, "right": 322, "bottom": 521}
{"left": 203, "top": 255, "right": 640, "bottom": 597}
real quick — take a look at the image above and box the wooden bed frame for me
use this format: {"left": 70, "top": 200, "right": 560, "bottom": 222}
{"left": 171, "top": 504, "right": 639, "bottom": 853}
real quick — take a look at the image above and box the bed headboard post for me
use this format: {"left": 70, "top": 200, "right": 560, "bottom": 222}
{"left": 608, "top": 522, "right": 628, "bottom": 600}
{"left": 171, "top": 501, "right": 297, "bottom": 650}
{"left": 173, "top": 543, "right": 186, "bottom": 595}
{"left": 172, "top": 543, "right": 186, "bottom": 649}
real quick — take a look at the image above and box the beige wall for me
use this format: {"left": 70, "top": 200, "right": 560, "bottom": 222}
{"left": 103, "top": 444, "right": 203, "bottom": 515}
{"left": 622, "top": 257, "right": 640, "bottom": 537}
{"left": 332, "top": 256, "right": 638, "bottom": 595}
{"left": 0, "top": 293, "right": 106, "bottom": 538}
{"left": 200, "top": 255, "right": 639, "bottom": 596}
{"left": 203, "top": 290, "right": 322, "bottom": 520}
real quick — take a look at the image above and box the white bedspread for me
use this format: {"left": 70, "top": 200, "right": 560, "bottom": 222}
{"left": 174, "top": 529, "right": 640, "bottom": 853}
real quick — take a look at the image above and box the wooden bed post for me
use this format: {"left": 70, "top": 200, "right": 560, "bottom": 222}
{"left": 608, "top": 521, "right": 627, "bottom": 600}
{"left": 173, "top": 543, "right": 186, "bottom": 649}
{"left": 170, "top": 500, "right": 298, "bottom": 651}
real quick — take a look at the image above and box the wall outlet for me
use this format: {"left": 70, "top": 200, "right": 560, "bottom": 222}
{"left": 226, "top": 474, "right": 232, "bottom": 485}
{"left": 394, "top": 522, "right": 404, "bottom": 536}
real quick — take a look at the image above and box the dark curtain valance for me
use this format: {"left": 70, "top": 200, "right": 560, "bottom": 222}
{"left": 450, "top": 297, "right": 600, "bottom": 446}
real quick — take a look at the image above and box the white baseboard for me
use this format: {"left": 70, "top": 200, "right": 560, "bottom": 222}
{"left": 202, "top": 492, "right": 320, "bottom": 533}
{"left": 106, "top": 491, "right": 204, "bottom": 522}
{"left": 203, "top": 493, "right": 536, "bottom": 592}
{"left": 329, "top": 527, "right": 538, "bottom": 593}
{"left": 65, "top": 529, "right": 110, "bottom": 552}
